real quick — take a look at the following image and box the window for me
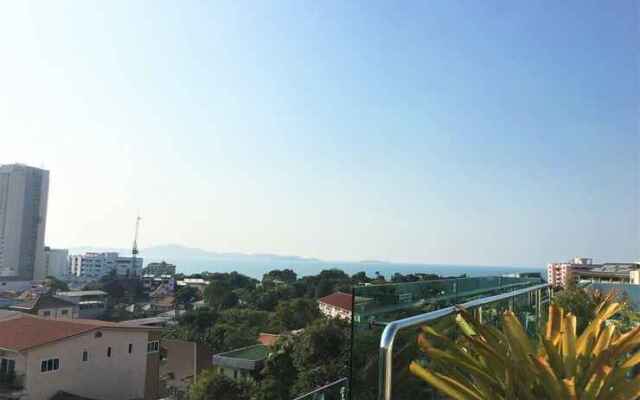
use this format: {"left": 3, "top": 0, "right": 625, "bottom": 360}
{"left": 128, "top": 344, "right": 133, "bottom": 354}
{"left": 233, "top": 370, "right": 238, "bottom": 379}
{"left": 41, "top": 358, "right": 60, "bottom": 372}
{"left": 107, "top": 347, "right": 112, "bottom": 357}
{"left": 0, "top": 359, "right": 15, "bottom": 374}
{"left": 82, "top": 351, "right": 88, "bottom": 362}
{"left": 147, "top": 341, "right": 160, "bottom": 353}
{"left": 43, "top": 311, "right": 51, "bottom": 317}
{"left": 61, "top": 310, "right": 68, "bottom": 316}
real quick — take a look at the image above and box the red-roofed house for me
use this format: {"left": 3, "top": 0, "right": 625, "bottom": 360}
{"left": 257, "top": 333, "right": 282, "bottom": 347}
{"left": 0, "top": 314, "right": 161, "bottom": 400}
{"left": 318, "top": 292, "right": 355, "bottom": 320}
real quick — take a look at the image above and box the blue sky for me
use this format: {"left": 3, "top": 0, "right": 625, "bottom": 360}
{"left": 1, "top": 1, "right": 638, "bottom": 266}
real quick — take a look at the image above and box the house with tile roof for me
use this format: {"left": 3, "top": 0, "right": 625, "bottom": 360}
{"left": 9, "top": 295, "right": 79, "bottom": 320}
{"left": 317, "top": 292, "right": 373, "bottom": 321}
{"left": 317, "top": 292, "right": 355, "bottom": 320}
{"left": 0, "top": 314, "right": 161, "bottom": 400}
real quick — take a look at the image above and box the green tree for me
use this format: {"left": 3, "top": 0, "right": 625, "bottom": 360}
{"left": 176, "top": 286, "right": 200, "bottom": 306}
{"left": 207, "top": 324, "right": 258, "bottom": 353}
{"left": 263, "top": 269, "right": 297, "bottom": 284}
{"left": 189, "top": 369, "right": 252, "bottom": 400}
{"left": 273, "top": 298, "right": 320, "bottom": 331}
{"left": 351, "top": 271, "right": 371, "bottom": 284}
{"left": 204, "top": 280, "right": 234, "bottom": 310}
{"left": 44, "top": 276, "right": 69, "bottom": 293}
{"left": 163, "top": 308, "right": 219, "bottom": 344}
{"left": 255, "top": 339, "right": 298, "bottom": 400}
{"left": 292, "top": 318, "right": 350, "bottom": 395}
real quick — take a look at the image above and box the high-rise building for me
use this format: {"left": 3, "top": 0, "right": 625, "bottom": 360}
{"left": 0, "top": 164, "right": 49, "bottom": 281}
{"left": 37, "top": 247, "right": 69, "bottom": 281}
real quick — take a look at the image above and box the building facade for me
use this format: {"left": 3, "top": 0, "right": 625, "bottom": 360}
{"left": 40, "top": 247, "right": 69, "bottom": 281}
{"left": 0, "top": 314, "right": 160, "bottom": 400}
{"left": 211, "top": 344, "right": 269, "bottom": 381}
{"left": 144, "top": 261, "right": 176, "bottom": 277}
{"left": 160, "top": 339, "right": 212, "bottom": 397}
{"left": 9, "top": 294, "right": 78, "bottom": 319}
{"left": 318, "top": 292, "right": 355, "bottom": 320}
{"left": 547, "top": 257, "right": 640, "bottom": 288}
{"left": 55, "top": 290, "right": 108, "bottom": 319}
{"left": 69, "top": 252, "right": 143, "bottom": 280}
{"left": 0, "top": 164, "right": 49, "bottom": 281}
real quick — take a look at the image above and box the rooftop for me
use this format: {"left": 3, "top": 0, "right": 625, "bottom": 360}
{"left": 0, "top": 310, "right": 21, "bottom": 321}
{"left": 10, "top": 295, "right": 76, "bottom": 311}
{"left": 258, "top": 333, "right": 282, "bottom": 347}
{"left": 0, "top": 314, "right": 152, "bottom": 351}
{"left": 318, "top": 292, "right": 354, "bottom": 311}
{"left": 56, "top": 290, "right": 108, "bottom": 297}
{"left": 216, "top": 344, "right": 270, "bottom": 361}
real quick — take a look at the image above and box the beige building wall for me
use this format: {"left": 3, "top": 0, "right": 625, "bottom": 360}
{"left": 318, "top": 302, "right": 351, "bottom": 320}
{"left": 144, "top": 330, "right": 161, "bottom": 400}
{"left": 23, "top": 329, "right": 151, "bottom": 400}
{"left": 36, "top": 306, "right": 77, "bottom": 319}
{"left": 630, "top": 270, "right": 640, "bottom": 284}
{"left": 161, "top": 339, "right": 212, "bottom": 392}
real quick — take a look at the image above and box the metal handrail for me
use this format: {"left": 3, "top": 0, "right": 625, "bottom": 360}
{"left": 378, "top": 283, "right": 550, "bottom": 400}
{"left": 292, "top": 377, "right": 349, "bottom": 400}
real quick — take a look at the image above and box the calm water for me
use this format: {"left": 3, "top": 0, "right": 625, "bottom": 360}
{"left": 146, "top": 257, "right": 544, "bottom": 280}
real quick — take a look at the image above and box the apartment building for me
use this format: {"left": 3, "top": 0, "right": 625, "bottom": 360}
{"left": 144, "top": 262, "right": 176, "bottom": 277}
{"left": 69, "top": 252, "right": 143, "bottom": 280}
{"left": 0, "top": 314, "right": 160, "bottom": 400}
{"left": 0, "top": 164, "right": 49, "bottom": 281}
{"left": 547, "top": 257, "right": 640, "bottom": 288}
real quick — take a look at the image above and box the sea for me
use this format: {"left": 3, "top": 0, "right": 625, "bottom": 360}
{"left": 147, "top": 258, "right": 545, "bottom": 280}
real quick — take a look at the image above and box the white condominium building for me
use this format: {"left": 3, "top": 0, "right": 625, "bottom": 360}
{"left": 69, "top": 252, "right": 143, "bottom": 279}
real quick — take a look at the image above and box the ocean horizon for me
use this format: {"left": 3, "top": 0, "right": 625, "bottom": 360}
{"left": 146, "top": 257, "right": 545, "bottom": 281}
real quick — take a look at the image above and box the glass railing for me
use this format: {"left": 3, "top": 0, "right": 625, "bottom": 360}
{"left": 350, "top": 276, "right": 549, "bottom": 400}
{"left": 291, "top": 378, "right": 349, "bottom": 400}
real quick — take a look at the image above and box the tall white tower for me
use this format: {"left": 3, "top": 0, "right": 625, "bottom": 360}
{"left": 0, "top": 164, "right": 49, "bottom": 281}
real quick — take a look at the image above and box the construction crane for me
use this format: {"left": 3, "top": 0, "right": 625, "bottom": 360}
{"left": 131, "top": 215, "right": 141, "bottom": 277}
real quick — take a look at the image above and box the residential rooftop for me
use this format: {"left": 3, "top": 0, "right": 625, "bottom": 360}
{"left": 0, "top": 314, "right": 154, "bottom": 351}
{"left": 10, "top": 294, "right": 76, "bottom": 311}
{"left": 216, "top": 344, "right": 270, "bottom": 361}
{"left": 56, "top": 290, "right": 108, "bottom": 297}
{"left": 318, "top": 292, "right": 371, "bottom": 311}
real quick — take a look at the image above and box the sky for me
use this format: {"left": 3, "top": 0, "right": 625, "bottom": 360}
{"left": 1, "top": 1, "right": 638, "bottom": 267}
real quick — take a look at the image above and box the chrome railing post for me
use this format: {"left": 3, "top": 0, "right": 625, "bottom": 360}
{"left": 378, "top": 323, "right": 399, "bottom": 400}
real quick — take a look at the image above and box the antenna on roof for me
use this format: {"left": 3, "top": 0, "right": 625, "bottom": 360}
{"left": 131, "top": 215, "right": 142, "bottom": 277}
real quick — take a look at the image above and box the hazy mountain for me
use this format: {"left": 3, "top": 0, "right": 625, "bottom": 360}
{"left": 68, "top": 244, "right": 322, "bottom": 263}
